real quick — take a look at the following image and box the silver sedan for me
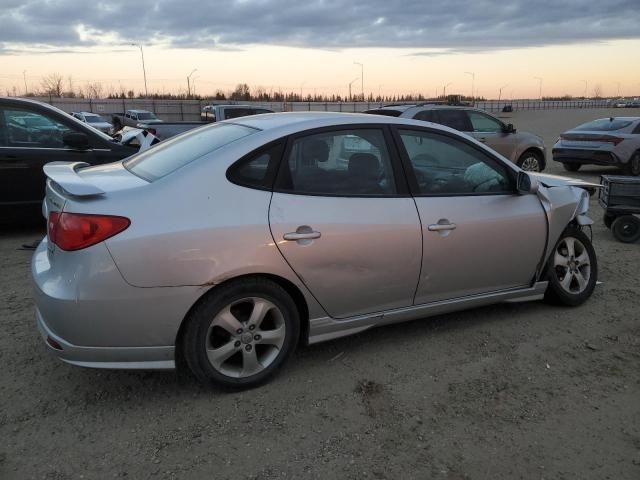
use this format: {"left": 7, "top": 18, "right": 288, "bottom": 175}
{"left": 33, "top": 112, "right": 599, "bottom": 388}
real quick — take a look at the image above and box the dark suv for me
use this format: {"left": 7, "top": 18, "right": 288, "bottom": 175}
{"left": 365, "top": 104, "right": 546, "bottom": 171}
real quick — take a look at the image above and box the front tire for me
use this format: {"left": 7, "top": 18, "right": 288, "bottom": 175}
{"left": 182, "top": 278, "right": 300, "bottom": 389}
{"left": 563, "top": 163, "right": 581, "bottom": 172}
{"left": 544, "top": 228, "right": 597, "bottom": 306}
{"left": 611, "top": 215, "right": 640, "bottom": 243}
{"left": 517, "top": 150, "right": 543, "bottom": 172}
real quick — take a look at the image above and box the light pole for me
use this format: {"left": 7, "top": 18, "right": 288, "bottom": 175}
{"left": 534, "top": 77, "right": 542, "bottom": 100}
{"left": 131, "top": 44, "right": 148, "bottom": 97}
{"left": 616, "top": 82, "right": 621, "bottom": 97}
{"left": 354, "top": 62, "right": 363, "bottom": 100}
{"left": 498, "top": 84, "right": 508, "bottom": 102}
{"left": 348, "top": 77, "right": 359, "bottom": 101}
{"left": 299, "top": 82, "right": 305, "bottom": 101}
{"left": 22, "top": 70, "right": 27, "bottom": 95}
{"left": 464, "top": 71, "right": 475, "bottom": 105}
{"left": 186, "top": 69, "right": 197, "bottom": 98}
{"left": 443, "top": 82, "right": 452, "bottom": 98}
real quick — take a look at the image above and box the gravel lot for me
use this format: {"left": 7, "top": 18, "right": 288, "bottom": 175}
{"left": 1, "top": 108, "right": 639, "bottom": 479}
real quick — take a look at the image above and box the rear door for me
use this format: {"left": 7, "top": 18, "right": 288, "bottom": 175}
{"left": 0, "top": 106, "right": 96, "bottom": 206}
{"left": 393, "top": 126, "right": 547, "bottom": 304}
{"left": 269, "top": 126, "right": 422, "bottom": 319}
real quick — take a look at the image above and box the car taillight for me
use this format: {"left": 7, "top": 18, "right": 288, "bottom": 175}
{"left": 48, "top": 212, "right": 130, "bottom": 251}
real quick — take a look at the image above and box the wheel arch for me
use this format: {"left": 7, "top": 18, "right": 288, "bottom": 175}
{"left": 174, "top": 273, "right": 310, "bottom": 368}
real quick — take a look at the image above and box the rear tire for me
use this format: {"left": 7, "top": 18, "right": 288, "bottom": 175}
{"left": 517, "top": 150, "right": 543, "bottom": 172}
{"left": 611, "top": 215, "right": 640, "bottom": 243}
{"left": 182, "top": 277, "right": 300, "bottom": 389}
{"left": 624, "top": 153, "right": 640, "bottom": 176}
{"left": 544, "top": 228, "right": 597, "bottom": 306}
{"left": 563, "top": 163, "right": 581, "bottom": 172}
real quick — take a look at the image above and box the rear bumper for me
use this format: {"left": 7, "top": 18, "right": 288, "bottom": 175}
{"left": 36, "top": 307, "right": 175, "bottom": 369}
{"left": 552, "top": 147, "right": 621, "bottom": 166}
{"left": 31, "top": 237, "right": 206, "bottom": 369}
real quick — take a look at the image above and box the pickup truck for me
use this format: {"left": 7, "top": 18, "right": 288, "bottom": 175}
{"left": 0, "top": 97, "right": 135, "bottom": 221}
{"left": 200, "top": 104, "right": 273, "bottom": 122}
{"left": 112, "top": 109, "right": 163, "bottom": 130}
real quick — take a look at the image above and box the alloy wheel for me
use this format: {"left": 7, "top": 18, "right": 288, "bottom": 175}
{"left": 205, "top": 297, "right": 286, "bottom": 378}
{"left": 553, "top": 236, "right": 591, "bottom": 294}
{"left": 520, "top": 155, "right": 541, "bottom": 172}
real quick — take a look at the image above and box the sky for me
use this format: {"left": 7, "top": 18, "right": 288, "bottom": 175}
{"left": 1, "top": 0, "right": 639, "bottom": 99}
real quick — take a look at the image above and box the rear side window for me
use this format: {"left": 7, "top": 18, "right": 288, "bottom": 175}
{"left": 575, "top": 119, "right": 632, "bottom": 131}
{"left": 125, "top": 123, "right": 257, "bottom": 181}
{"left": 224, "top": 108, "right": 251, "bottom": 119}
{"left": 413, "top": 110, "right": 435, "bottom": 122}
{"left": 227, "top": 142, "right": 284, "bottom": 190}
{"left": 434, "top": 110, "right": 472, "bottom": 131}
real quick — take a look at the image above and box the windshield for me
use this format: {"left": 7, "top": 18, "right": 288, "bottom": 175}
{"left": 124, "top": 123, "right": 258, "bottom": 181}
{"left": 85, "top": 115, "right": 107, "bottom": 123}
{"left": 574, "top": 118, "right": 632, "bottom": 131}
{"left": 136, "top": 112, "right": 158, "bottom": 120}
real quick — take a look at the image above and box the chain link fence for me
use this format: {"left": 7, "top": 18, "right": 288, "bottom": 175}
{"left": 32, "top": 96, "right": 618, "bottom": 122}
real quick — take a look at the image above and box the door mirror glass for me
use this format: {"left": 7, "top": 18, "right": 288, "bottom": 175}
{"left": 516, "top": 171, "right": 539, "bottom": 194}
{"left": 63, "top": 132, "right": 90, "bottom": 150}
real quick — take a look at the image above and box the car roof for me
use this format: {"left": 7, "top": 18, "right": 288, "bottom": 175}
{"left": 230, "top": 111, "right": 453, "bottom": 134}
{"left": 128, "top": 109, "right": 152, "bottom": 113}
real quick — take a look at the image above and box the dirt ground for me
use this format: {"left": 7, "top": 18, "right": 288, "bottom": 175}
{"left": 1, "top": 108, "right": 639, "bottom": 480}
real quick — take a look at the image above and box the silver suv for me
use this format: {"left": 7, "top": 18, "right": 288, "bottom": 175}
{"left": 366, "top": 104, "right": 546, "bottom": 171}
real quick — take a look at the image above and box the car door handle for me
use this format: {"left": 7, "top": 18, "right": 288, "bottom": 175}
{"left": 428, "top": 222, "right": 457, "bottom": 231}
{"left": 283, "top": 231, "right": 322, "bottom": 241}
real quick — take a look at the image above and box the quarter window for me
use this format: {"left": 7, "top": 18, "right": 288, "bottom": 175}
{"left": 276, "top": 129, "right": 396, "bottom": 196}
{"left": 227, "top": 142, "right": 284, "bottom": 189}
{"left": 398, "top": 129, "right": 513, "bottom": 195}
{"left": 467, "top": 111, "right": 503, "bottom": 133}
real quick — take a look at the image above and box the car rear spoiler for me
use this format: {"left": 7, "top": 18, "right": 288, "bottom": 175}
{"left": 43, "top": 162, "right": 105, "bottom": 196}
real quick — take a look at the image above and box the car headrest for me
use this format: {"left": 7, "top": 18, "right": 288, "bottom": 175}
{"left": 302, "top": 139, "right": 329, "bottom": 163}
{"left": 348, "top": 153, "right": 380, "bottom": 180}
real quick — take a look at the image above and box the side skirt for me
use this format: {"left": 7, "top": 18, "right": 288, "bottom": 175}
{"left": 308, "top": 282, "right": 548, "bottom": 344}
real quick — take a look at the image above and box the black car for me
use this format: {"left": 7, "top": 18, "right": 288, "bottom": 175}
{"left": 0, "top": 97, "right": 134, "bottom": 221}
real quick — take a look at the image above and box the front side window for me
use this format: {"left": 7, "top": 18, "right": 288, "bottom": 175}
{"left": 434, "top": 110, "right": 472, "bottom": 131}
{"left": 276, "top": 129, "right": 396, "bottom": 196}
{"left": 398, "top": 129, "right": 513, "bottom": 195}
{"left": 1, "top": 108, "right": 80, "bottom": 148}
{"left": 124, "top": 123, "right": 257, "bottom": 181}
{"left": 467, "top": 111, "right": 503, "bottom": 133}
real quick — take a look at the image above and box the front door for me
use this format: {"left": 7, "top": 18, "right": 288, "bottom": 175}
{"left": 269, "top": 127, "right": 422, "bottom": 319}
{"left": 394, "top": 127, "right": 547, "bottom": 304}
{"left": 465, "top": 110, "right": 517, "bottom": 160}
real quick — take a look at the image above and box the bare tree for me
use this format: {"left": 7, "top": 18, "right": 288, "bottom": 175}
{"left": 592, "top": 84, "right": 603, "bottom": 99}
{"left": 230, "top": 83, "right": 251, "bottom": 101}
{"left": 41, "top": 73, "right": 64, "bottom": 97}
{"left": 85, "top": 82, "right": 103, "bottom": 99}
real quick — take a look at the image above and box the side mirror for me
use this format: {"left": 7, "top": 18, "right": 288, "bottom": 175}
{"left": 517, "top": 170, "right": 539, "bottom": 195}
{"left": 504, "top": 123, "right": 516, "bottom": 134}
{"left": 63, "top": 132, "right": 90, "bottom": 150}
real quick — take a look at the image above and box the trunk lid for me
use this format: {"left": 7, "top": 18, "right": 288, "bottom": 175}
{"left": 560, "top": 131, "right": 623, "bottom": 148}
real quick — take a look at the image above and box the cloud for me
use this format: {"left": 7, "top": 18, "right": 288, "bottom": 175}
{"left": 0, "top": 0, "right": 638, "bottom": 53}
